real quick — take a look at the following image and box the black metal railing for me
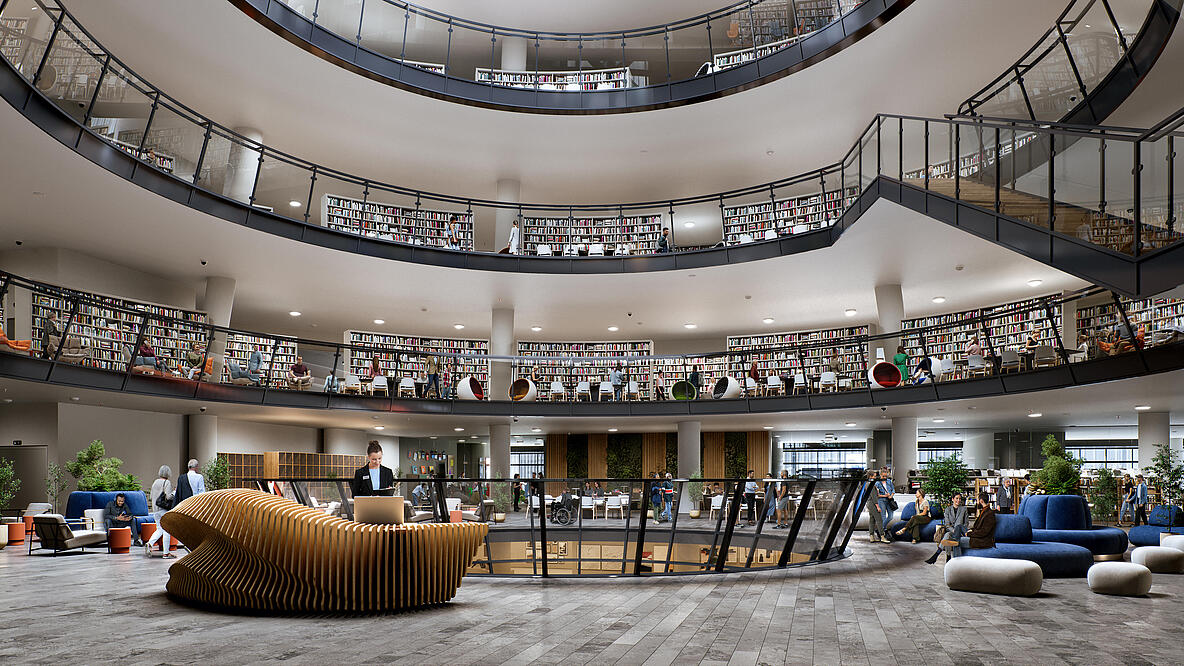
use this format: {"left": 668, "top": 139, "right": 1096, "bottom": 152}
{"left": 250, "top": 475, "right": 868, "bottom": 577}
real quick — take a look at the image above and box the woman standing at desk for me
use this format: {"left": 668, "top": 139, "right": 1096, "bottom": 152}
{"left": 351, "top": 441, "right": 395, "bottom": 496}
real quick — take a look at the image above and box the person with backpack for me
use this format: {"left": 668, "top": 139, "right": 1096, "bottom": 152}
{"left": 649, "top": 473, "right": 664, "bottom": 522}
{"left": 145, "top": 465, "right": 176, "bottom": 558}
{"left": 661, "top": 473, "right": 675, "bottom": 522}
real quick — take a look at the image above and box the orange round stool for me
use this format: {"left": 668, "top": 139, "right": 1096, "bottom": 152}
{"left": 7, "top": 521, "right": 26, "bottom": 545}
{"left": 107, "top": 527, "right": 132, "bottom": 553}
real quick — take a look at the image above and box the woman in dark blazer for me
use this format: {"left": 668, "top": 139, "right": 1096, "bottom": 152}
{"left": 351, "top": 441, "right": 395, "bottom": 496}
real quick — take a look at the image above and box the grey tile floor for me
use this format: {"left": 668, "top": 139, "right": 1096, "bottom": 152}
{"left": 1, "top": 535, "right": 1182, "bottom": 665}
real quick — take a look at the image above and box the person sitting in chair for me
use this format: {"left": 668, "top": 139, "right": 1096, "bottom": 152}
{"left": 103, "top": 493, "right": 141, "bottom": 545}
{"left": 286, "top": 356, "right": 312, "bottom": 390}
{"left": 351, "top": 441, "right": 395, "bottom": 497}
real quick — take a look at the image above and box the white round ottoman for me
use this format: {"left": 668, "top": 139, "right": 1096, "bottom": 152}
{"left": 1131, "top": 546, "right": 1184, "bottom": 573}
{"left": 944, "top": 556, "right": 1042, "bottom": 596}
{"left": 1087, "top": 562, "right": 1152, "bottom": 596}
{"left": 1161, "top": 534, "right": 1184, "bottom": 552}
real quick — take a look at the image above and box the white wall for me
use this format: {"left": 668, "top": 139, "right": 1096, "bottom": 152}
{"left": 56, "top": 403, "right": 186, "bottom": 489}
{"left": 0, "top": 247, "right": 197, "bottom": 310}
{"left": 217, "top": 419, "right": 320, "bottom": 454}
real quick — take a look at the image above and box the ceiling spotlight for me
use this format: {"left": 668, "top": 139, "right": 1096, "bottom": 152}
{"left": 766, "top": 150, "right": 775, "bottom": 156}
{"left": 844, "top": 309, "right": 857, "bottom": 317}
{"left": 453, "top": 324, "right": 465, "bottom": 330}
{"left": 373, "top": 426, "right": 385, "bottom": 430}
{"left": 1134, "top": 405, "right": 1151, "bottom": 411}
{"left": 683, "top": 222, "right": 695, "bottom": 229}
{"left": 762, "top": 317, "right": 775, "bottom": 324}
{"left": 288, "top": 311, "right": 301, "bottom": 317}
{"left": 1027, "top": 279, "right": 1043, "bottom": 288}
{"left": 531, "top": 427, "right": 542, "bottom": 432}
{"left": 373, "top": 319, "right": 385, "bottom": 325}
{"left": 70, "top": 396, "right": 80, "bottom": 401}
{"left": 683, "top": 323, "right": 697, "bottom": 329}
{"left": 429, "top": 436, "right": 437, "bottom": 439}
{"left": 845, "top": 422, "right": 856, "bottom": 427}
{"left": 288, "top": 200, "right": 302, "bottom": 208}
{"left": 763, "top": 426, "right": 774, "bottom": 430}
{"left": 1028, "top": 412, "right": 1042, "bottom": 418}
{"left": 608, "top": 428, "right": 618, "bottom": 432}
{"left": 932, "top": 296, "right": 946, "bottom": 304}
{"left": 933, "top": 418, "right": 945, "bottom": 423}
{"left": 607, "top": 326, "right": 619, "bottom": 332}
{"left": 530, "top": 326, "right": 542, "bottom": 332}
{"left": 454, "top": 427, "right": 464, "bottom": 432}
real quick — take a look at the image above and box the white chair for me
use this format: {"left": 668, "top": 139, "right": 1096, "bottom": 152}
{"left": 343, "top": 374, "right": 362, "bottom": 394}
{"left": 744, "top": 376, "right": 760, "bottom": 396}
{"left": 765, "top": 375, "right": 784, "bottom": 396}
{"left": 563, "top": 244, "right": 578, "bottom": 256}
{"left": 598, "top": 381, "right": 614, "bottom": 401}
{"left": 1032, "top": 345, "right": 1058, "bottom": 368}
{"left": 738, "top": 234, "right": 755, "bottom": 244}
{"left": 819, "top": 371, "right": 837, "bottom": 392}
{"left": 709, "top": 494, "right": 725, "bottom": 520}
{"left": 967, "top": 354, "right": 989, "bottom": 377}
{"left": 616, "top": 243, "right": 631, "bottom": 256}
{"left": 606, "top": 496, "right": 623, "bottom": 519}
{"left": 581, "top": 496, "right": 598, "bottom": 519}
{"left": 536, "top": 244, "right": 553, "bottom": 256}
{"left": 1000, "top": 350, "right": 1022, "bottom": 373}
{"left": 549, "top": 380, "right": 565, "bottom": 401}
{"left": 589, "top": 243, "right": 605, "bottom": 256}
{"left": 397, "top": 377, "right": 416, "bottom": 398}
{"left": 529, "top": 495, "right": 541, "bottom": 514}
{"left": 575, "top": 381, "right": 592, "bottom": 401}
{"left": 626, "top": 381, "right": 640, "bottom": 400}
{"left": 792, "top": 373, "right": 808, "bottom": 395}
{"left": 763, "top": 229, "right": 778, "bottom": 240}
{"left": 937, "top": 358, "right": 956, "bottom": 382}
{"left": 370, "top": 375, "right": 389, "bottom": 396}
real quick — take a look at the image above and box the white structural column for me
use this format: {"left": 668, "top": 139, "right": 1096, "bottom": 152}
{"left": 199, "top": 276, "right": 237, "bottom": 376}
{"left": 224, "top": 127, "right": 263, "bottom": 204}
{"left": 495, "top": 179, "right": 521, "bottom": 253}
{"left": 187, "top": 414, "right": 218, "bottom": 467}
{"left": 677, "top": 421, "right": 702, "bottom": 513}
{"left": 490, "top": 307, "right": 515, "bottom": 401}
{"left": 960, "top": 430, "right": 996, "bottom": 469}
{"left": 489, "top": 423, "right": 511, "bottom": 478}
{"left": 500, "top": 36, "right": 528, "bottom": 71}
{"left": 874, "top": 284, "right": 905, "bottom": 362}
{"left": 1059, "top": 297, "right": 1078, "bottom": 351}
{"left": 1138, "top": 411, "right": 1170, "bottom": 470}
{"left": 891, "top": 417, "right": 918, "bottom": 488}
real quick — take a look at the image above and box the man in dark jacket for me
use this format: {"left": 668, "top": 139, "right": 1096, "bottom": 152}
{"left": 103, "top": 493, "right": 142, "bottom": 545}
{"left": 965, "top": 491, "right": 997, "bottom": 550}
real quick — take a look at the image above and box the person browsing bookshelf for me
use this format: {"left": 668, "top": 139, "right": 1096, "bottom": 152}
{"left": 656, "top": 227, "right": 674, "bottom": 254}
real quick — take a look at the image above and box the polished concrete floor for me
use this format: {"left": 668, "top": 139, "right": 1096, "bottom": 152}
{"left": 2, "top": 533, "right": 1182, "bottom": 665}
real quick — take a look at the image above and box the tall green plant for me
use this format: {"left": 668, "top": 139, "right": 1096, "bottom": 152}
{"left": 46, "top": 462, "right": 69, "bottom": 513}
{"left": 1090, "top": 468, "right": 1119, "bottom": 523}
{"left": 0, "top": 458, "right": 20, "bottom": 510}
{"left": 1033, "top": 435, "right": 1081, "bottom": 495}
{"left": 920, "top": 455, "right": 968, "bottom": 510}
{"left": 490, "top": 482, "right": 512, "bottom": 513}
{"left": 686, "top": 471, "right": 704, "bottom": 506}
{"left": 202, "top": 456, "right": 232, "bottom": 491}
{"left": 64, "top": 440, "right": 140, "bottom": 492}
{"left": 1147, "top": 441, "right": 1184, "bottom": 507}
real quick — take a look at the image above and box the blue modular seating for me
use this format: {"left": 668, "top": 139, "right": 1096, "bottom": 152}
{"left": 889, "top": 501, "right": 945, "bottom": 542}
{"left": 1017, "top": 494, "right": 1128, "bottom": 557}
{"left": 960, "top": 513, "right": 1094, "bottom": 577}
{"left": 1128, "top": 505, "right": 1184, "bottom": 546}
{"left": 64, "top": 490, "right": 155, "bottom": 532}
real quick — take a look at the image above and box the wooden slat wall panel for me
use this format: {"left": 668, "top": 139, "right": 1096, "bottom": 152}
{"left": 588, "top": 434, "right": 608, "bottom": 479}
{"left": 544, "top": 434, "right": 567, "bottom": 494}
{"left": 747, "top": 431, "right": 771, "bottom": 476}
{"left": 702, "top": 432, "right": 725, "bottom": 479}
{"left": 642, "top": 433, "right": 667, "bottom": 476}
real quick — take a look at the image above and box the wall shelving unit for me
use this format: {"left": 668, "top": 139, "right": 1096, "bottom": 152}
{"left": 521, "top": 214, "right": 663, "bottom": 255}
{"left": 0, "top": 16, "right": 28, "bottom": 62}
{"left": 474, "top": 66, "right": 631, "bottom": 91}
{"left": 220, "top": 333, "right": 299, "bottom": 387}
{"left": 1076, "top": 296, "right": 1184, "bottom": 344}
{"left": 321, "top": 194, "right": 474, "bottom": 249}
{"left": 517, "top": 340, "right": 654, "bottom": 399}
{"left": 110, "top": 138, "right": 175, "bottom": 173}
{"left": 344, "top": 330, "right": 489, "bottom": 387}
{"left": 402, "top": 59, "right": 446, "bottom": 74}
{"left": 900, "top": 296, "right": 1062, "bottom": 361}
{"left": 727, "top": 326, "right": 869, "bottom": 387}
{"left": 723, "top": 187, "right": 860, "bottom": 243}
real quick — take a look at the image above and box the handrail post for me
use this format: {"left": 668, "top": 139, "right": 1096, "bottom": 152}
{"left": 633, "top": 480, "right": 651, "bottom": 575}
{"left": 302, "top": 166, "right": 317, "bottom": 224}
{"left": 994, "top": 126, "right": 1001, "bottom": 213}
{"left": 1048, "top": 130, "right": 1056, "bottom": 233}
{"left": 192, "top": 121, "right": 212, "bottom": 186}
{"left": 714, "top": 480, "right": 745, "bottom": 572}
{"left": 1133, "top": 141, "right": 1142, "bottom": 256}
{"left": 81, "top": 54, "right": 110, "bottom": 126}
{"left": 248, "top": 144, "right": 265, "bottom": 207}
{"left": 778, "top": 480, "right": 815, "bottom": 567}
{"left": 30, "top": 18, "right": 61, "bottom": 90}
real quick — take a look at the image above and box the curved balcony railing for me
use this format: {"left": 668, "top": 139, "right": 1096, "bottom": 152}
{"left": 4, "top": 268, "right": 1183, "bottom": 416}
{"left": 252, "top": 476, "right": 866, "bottom": 577}
{"left": 2, "top": 0, "right": 1183, "bottom": 287}
{"left": 233, "top": 0, "right": 905, "bottom": 113}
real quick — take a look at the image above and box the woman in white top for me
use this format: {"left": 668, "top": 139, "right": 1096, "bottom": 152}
{"left": 145, "top": 465, "right": 176, "bottom": 558}
{"left": 507, "top": 219, "right": 520, "bottom": 255}
{"left": 894, "top": 489, "right": 932, "bottom": 544}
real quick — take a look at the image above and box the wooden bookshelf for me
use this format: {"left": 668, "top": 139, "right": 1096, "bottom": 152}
{"left": 30, "top": 291, "right": 208, "bottom": 372}
{"left": 900, "top": 296, "right": 1061, "bottom": 362}
{"left": 220, "top": 333, "right": 299, "bottom": 388}
{"left": 344, "top": 330, "right": 489, "bottom": 387}
{"left": 1076, "top": 296, "right": 1183, "bottom": 345}
{"left": 516, "top": 340, "right": 654, "bottom": 399}
{"left": 475, "top": 66, "right": 631, "bottom": 91}
{"left": 321, "top": 194, "right": 474, "bottom": 249}
{"left": 727, "top": 326, "right": 869, "bottom": 388}
{"left": 723, "top": 187, "right": 860, "bottom": 243}
{"left": 263, "top": 451, "right": 365, "bottom": 479}
{"left": 219, "top": 452, "right": 264, "bottom": 488}
{"left": 522, "top": 214, "right": 663, "bottom": 256}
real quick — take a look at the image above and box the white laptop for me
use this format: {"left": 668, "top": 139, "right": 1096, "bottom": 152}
{"left": 354, "top": 495, "right": 405, "bottom": 525}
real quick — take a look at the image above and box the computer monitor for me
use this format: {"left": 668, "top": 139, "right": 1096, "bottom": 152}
{"left": 354, "top": 495, "right": 405, "bottom": 525}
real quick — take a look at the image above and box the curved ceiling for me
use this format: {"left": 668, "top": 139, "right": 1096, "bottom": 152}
{"left": 60, "top": 0, "right": 1065, "bottom": 203}
{"left": 407, "top": 0, "right": 730, "bottom": 33}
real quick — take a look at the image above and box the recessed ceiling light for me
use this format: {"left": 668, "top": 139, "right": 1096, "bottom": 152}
{"left": 530, "top": 326, "right": 542, "bottom": 332}
{"left": 373, "top": 319, "right": 385, "bottom": 325}
{"left": 762, "top": 317, "right": 775, "bottom": 324}
{"left": 531, "top": 427, "right": 542, "bottom": 432}
{"left": 1028, "top": 412, "right": 1042, "bottom": 418}
{"left": 288, "top": 200, "right": 302, "bottom": 207}
{"left": 454, "top": 427, "right": 464, "bottom": 432}
{"left": 1027, "top": 279, "right": 1043, "bottom": 287}
{"left": 288, "top": 311, "right": 301, "bottom": 317}
{"left": 933, "top": 418, "right": 945, "bottom": 423}
{"left": 453, "top": 324, "right": 465, "bottom": 330}
{"left": 70, "top": 396, "right": 80, "bottom": 401}
{"left": 1134, "top": 405, "right": 1151, "bottom": 411}
{"left": 373, "top": 426, "right": 385, "bottom": 430}
{"left": 2, "top": 398, "right": 12, "bottom": 403}
{"left": 429, "top": 436, "right": 437, "bottom": 439}
{"left": 845, "top": 422, "right": 856, "bottom": 427}
{"left": 932, "top": 296, "right": 946, "bottom": 304}
{"left": 763, "top": 426, "right": 774, "bottom": 430}
{"left": 844, "top": 309, "right": 857, "bottom": 317}
{"left": 683, "top": 323, "right": 697, "bottom": 329}
{"left": 683, "top": 222, "right": 695, "bottom": 229}
{"left": 766, "top": 150, "right": 775, "bottom": 156}
{"left": 607, "top": 326, "right": 619, "bottom": 332}
{"left": 608, "top": 428, "right": 618, "bottom": 432}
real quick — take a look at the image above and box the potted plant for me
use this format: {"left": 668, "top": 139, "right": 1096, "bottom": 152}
{"left": 1033, "top": 435, "right": 1082, "bottom": 495}
{"left": 920, "top": 455, "right": 969, "bottom": 512}
{"left": 1147, "top": 441, "right": 1184, "bottom": 536}
{"left": 46, "top": 462, "right": 69, "bottom": 513}
{"left": 1089, "top": 468, "right": 1119, "bottom": 524}
{"left": 686, "top": 471, "right": 704, "bottom": 519}
{"left": 490, "top": 482, "right": 511, "bottom": 522}
{"left": 65, "top": 440, "right": 140, "bottom": 491}
{"left": 0, "top": 457, "right": 21, "bottom": 549}
{"left": 201, "top": 455, "right": 232, "bottom": 491}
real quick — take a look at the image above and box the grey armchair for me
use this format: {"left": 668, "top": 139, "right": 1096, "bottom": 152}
{"left": 30, "top": 514, "right": 107, "bottom": 555}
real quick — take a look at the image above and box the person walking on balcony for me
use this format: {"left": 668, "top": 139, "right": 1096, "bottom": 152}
{"left": 507, "top": 219, "right": 521, "bottom": 255}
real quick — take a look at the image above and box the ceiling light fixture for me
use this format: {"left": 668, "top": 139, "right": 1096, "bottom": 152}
{"left": 762, "top": 317, "right": 775, "bottom": 324}
{"left": 530, "top": 326, "right": 542, "bottom": 332}
{"left": 531, "top": 427, "right": 542, "bottom": 432}
{"left": 845, "top": 422, "right": 856, "bottom": 427}
{"left": 763, "top": 426, "right": 774, "bottom": 430}
{"left": 373, "top": 426, "right": 385, "bottom": 430}
{"left": 373, "top": 319, "right": 385, "bottom": 325}
{"left": 608, "top": 428, "right": 618, "bottom": 432}
{"left": 1028, "top": 412, "right": 1042, "bottom": 418}
{"left": 1134, "top": 405, "right": 1151, "bottom": 411}
{"left": 607, "top": 326, "right": 619, "bottom": 332}
{"left": 932, "top": 296, "right": 946, "bottom": 304}
{"left": 683, "top": 323, "right": 697, "bottom": 329}
{"left": 454, "top": 427, "right": 464, "bottom": 432}
{"left": 288, "top": 311, "right": 301, "bottom": 317}
{"left": 844, "top": 309, "right": 857, "bottom": 317}
{"left": 288, "top": 200, "right": 302, "bottom": 208}
{"left": 683, "top": 222, "right": 695, "bottom": 229}
{"left": 933, "top": 418, "right": 945, "bottom": 423}
{"left": 1027, "top": 279, "right": 1043, "bottom": 287}
{"left": 453, "top": 324, "right": 465, "bottom": 330}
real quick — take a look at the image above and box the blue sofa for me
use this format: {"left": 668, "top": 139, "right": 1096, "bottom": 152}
{"left": 1129, "top": 505, "right": 1184, "bottom": 546}
{"left": 1017, "top": 494, "right": 1128, "bottom": 557}
{"left": 889, "top": 501, "right": 945, "bottom": 542}
{"left": 64, "top": 490, "right": 154, "bottom": 532}
{"left": 961, "top": 513, "right": 1094, "bottom": 577}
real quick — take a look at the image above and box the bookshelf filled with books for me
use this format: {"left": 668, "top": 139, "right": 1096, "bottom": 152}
{"left": 522, "top": 214, "right": 663, "bottom": 255}
{"left": 900, "top": 297, "right": 1061, "bottom": 361}
{"left": 30, "top": 292, "right": 208, "bottom": 372}
{"left": 402, "top": 59, "right": 446, "bottom": 74}
{"left": 727, "top": 326, "right": 869, "bottom": 387}
{"left": 1076, "top": 296, "right": 1184, "bottom": 344}
{"left": 903, "top": 132, "right": 1038, "bottom": 181}
{"left": 111, "top": 138, "right": 176, "bottom": 173}
{"left": 474, "top": 67, "right": 631, "bottom": 91}
{"left": 517, "top": 340, "right": 654, "bottom": 400}
{"left": 220, "top": 333, "right": 299, "bottom": 388}
{"left": 1, "top": 16, "right": 28, "bottom": 63}
{"left": 344, "top": 330, "right": 489, "bottom": 387}
{"left": 712, "top": 35, "right": 803, "bottom": 71}
{"left": 723, "top": 187, "right": 860, "bottom": 243}
{"left": 321, "top": 194, "right": 474, "bottom": 249}
{"left": 653, "top": 355, "right": 728, "bottom": 397}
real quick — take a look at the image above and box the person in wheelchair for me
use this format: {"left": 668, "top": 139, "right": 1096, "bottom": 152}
{"left": 549, "top": 490, "right": 579, "bottom": 526}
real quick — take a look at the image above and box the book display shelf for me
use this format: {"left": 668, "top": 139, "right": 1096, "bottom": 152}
{"left": 1076, "top": 296, "right": 1184, "bottom": 343}
{"left": 521, "top": 215, "right": 663, "bottom": 256}
{"left": 1, "top": 16, "right": 27, "bottom": 62}
{"left": 321, "top": 194, "right": 475, "bottom": 249}
{"left": 263, "top": 451, "right": 366, "bottom": 479}
{"left": 344, "top": 330, "right": 489, "bottom": 386}
{"left": 517, "top": 340, "right": 654, "bottom": 400}
{"left": 900, "top": 297, "right": 1061, "bottom": 360}
{"left": 219, "top": 452, "right": 264, "bottom": 488}
{"left": 474, "top": 67, "right": 631, "bottom": 91}
{"left": 653, "top": 355, "right": 728, "bottom": 395}
{"left": 110, "top": 138, "right": 176, "bottom": 172}
{"left": 30, "top": 291, "right": 208, "bottom": 371}
{"left": 712, "top": 35, "right": 803, "bottom": 70}
{"left": 903, "top": 132, "right": 1038, "bottom": 180}
{"left": 723, "top": 187, "right": 860, "bottom": 243}
{"left": 220, "top": 333, "right": 299, "bottom": 388}
{"left": 727, "top": 326, "right": 869, "bottom": 386}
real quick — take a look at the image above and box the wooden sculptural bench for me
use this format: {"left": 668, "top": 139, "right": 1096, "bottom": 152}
{"left": 160, "top": 489, "right": 488, "bottom": 613}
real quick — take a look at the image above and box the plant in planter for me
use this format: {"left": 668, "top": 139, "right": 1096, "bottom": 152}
{"left": 46, "top": 462, "right": 69, "bottom": 513}
{"left": 0, "top": 457, "right": 20, "bottom": 513}
{"left": 202, "top": 456, "right": 232, "bottom": 491}
{"left": 686, "top": 471, "right": 704, "bottom": 518}
{"left": 1033, "top": 435, "right": 1082, "bottom": 495}
{"left": 64, "top": 440, "right": 140, "bottom": 491}
{"left": 1089, "top": 468, "right": 1119, "bottom": 524}
{"left": 490, "top": 482, "right": 512, "bottom": 522}
{"left": 920, "top": 455, "right": 968, "bottom": 511}
{"left": 1147, "top": 441, "right": 1184, "bottom": 533}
